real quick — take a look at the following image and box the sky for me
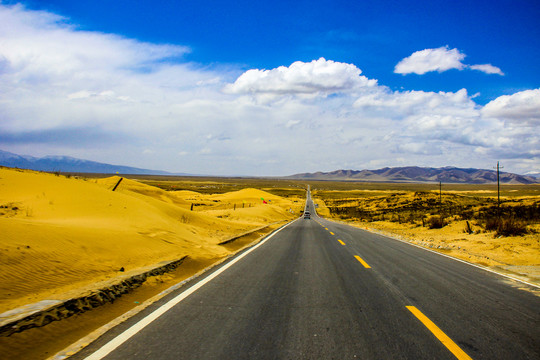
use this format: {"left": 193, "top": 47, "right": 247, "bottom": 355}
{"left": 0, "top": 0, "right": 539, "bottom": 176}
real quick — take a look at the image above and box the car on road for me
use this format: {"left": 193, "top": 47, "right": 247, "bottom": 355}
{"left": 304, "top": 211, "right": 310, "bottom": 219}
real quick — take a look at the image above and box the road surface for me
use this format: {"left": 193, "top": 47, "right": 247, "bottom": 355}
{"left": 74, "top": 190, "right": 539, "bottom": 359}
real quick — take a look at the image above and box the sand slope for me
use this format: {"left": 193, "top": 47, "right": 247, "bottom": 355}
{"left": 0, "top": 168, "right": 299, "bottom": 313}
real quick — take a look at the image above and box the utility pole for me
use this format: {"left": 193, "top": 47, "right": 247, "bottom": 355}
{"left": 439, "top": 181, "right": 442, "bottom": 213}
{"left": 494, "top": 161, "right": 503, "bottom": 218}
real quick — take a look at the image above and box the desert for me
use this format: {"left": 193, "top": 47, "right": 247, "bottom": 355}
{"left": 2, "top": 168, "right": 537, "bottom": 317}
{"left": 0, "top": 167, "right": 303, "bottom": 315}
{"left": 2, "top": 2, "right": 539, "bottom": 358}
{"left": 1, "top": 167, "right": 539, "bottom": 359}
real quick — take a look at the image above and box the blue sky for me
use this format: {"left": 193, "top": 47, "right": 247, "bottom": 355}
{"left": 21, "top": 0, "right": 540, "bottom": 104}
{"left": 0, "top": 0, "right": 539, "bottom": 175}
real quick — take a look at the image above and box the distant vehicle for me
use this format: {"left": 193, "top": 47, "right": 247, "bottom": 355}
{"left": 304, "top": 211, "right": 311, "bottom": 219}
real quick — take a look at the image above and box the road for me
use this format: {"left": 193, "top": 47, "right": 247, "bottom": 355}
{"left": 74, "top": 190, "right": 539, "bottom": 359}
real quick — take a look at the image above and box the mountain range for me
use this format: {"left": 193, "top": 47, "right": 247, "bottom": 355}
{"left": 288, "top": 167, "right": 539, "bottom": 184}
{"left": 1, "top": 150, "right": 538, "bottom": 183}
{"left": 0, "top": 150, "right": 171, "bottom": 175}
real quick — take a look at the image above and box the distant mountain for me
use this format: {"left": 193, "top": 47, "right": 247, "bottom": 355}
{"left": 288, "top": 166, "right": 539, "bottom": 184}
{"left": 0, "top": 150, "right": 172, "bottom": 175}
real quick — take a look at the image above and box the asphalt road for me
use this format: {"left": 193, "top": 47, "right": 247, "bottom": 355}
{"left": 74, "top": 191, "right": 539, "bottom": 359}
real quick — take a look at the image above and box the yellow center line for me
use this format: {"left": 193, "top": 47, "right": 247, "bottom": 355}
{"left": 406, "top": 306, "right": 472, "bottom": 360}
{"left": 354, "top": 255, "right": 371, "bottom": 268}
{"left": 325, "top": 228, "right": 329, "bottom": 230}
{"left": 329, "top": 231, "right": 335, "bottom": 235}
{"left": 338, "top": 239, "right": 345, "bottom": 245}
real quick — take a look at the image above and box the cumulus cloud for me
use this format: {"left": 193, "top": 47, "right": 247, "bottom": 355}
{"left": 395, "top": 46, "right": 503, "bottom": 76}
{"left": 353, "top": 88, "right": 480, "bottom": 137}
{"left": 394, "top": 46, "right": 466, "bottom": 75}
{"left": 482, "top": 89, "right": 540, "bottom": 125}
{"left": 224, "top": 58, "right": 377, "bottom": 96}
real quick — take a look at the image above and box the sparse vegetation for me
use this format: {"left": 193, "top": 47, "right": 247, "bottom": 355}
{"left": 483, "top": 216, "right": 530, "bottom": 237}
{"left": 314, "top": 183, "right": 539, "bottom": 237}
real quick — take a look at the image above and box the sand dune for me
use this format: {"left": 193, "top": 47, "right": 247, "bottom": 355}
{"left": 0, "top": 168, "right": 300, "bottom": 313}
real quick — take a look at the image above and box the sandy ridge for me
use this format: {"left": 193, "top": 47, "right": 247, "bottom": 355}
{"left": 0, "top": 168, "right": 302, "bottom": 316}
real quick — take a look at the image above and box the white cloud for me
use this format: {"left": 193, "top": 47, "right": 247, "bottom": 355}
{"left": 285, "top": 119, "right": 301, "bottom": 128}
{"left": 395, "top": 46, "right": 503, "bottom": 76}
{"left": 224, "top": 58, "right": 377, "bottom": 96}
{"left": 67, "top": 90, "right": 94, "bottom": 100}
{"left": 482, "top": 89, "right": 540, "bottom": 125}
{"left": 0, "top": 3, "right": 220, "bottom": 135}
{"left": 398, "top": 142, "right": 442, "bottom": 155}
{"left": 0, "top": 5, "right": 188, "bottom": 80}
{"left": 354, "top": 88, "right": 478, "bottom": 123}
{"left": 67, "top": 90, "right": 130, "bottom": 101}
{"left": 394, "top": 46, "right": 466, "bottom": 75}
{"left": 469, "top": 64, "right": 504, "bottom": 75}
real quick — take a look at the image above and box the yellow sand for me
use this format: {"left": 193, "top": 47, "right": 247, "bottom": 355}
{"left": 0, "top": 168, "right": 301, "bottom": 313}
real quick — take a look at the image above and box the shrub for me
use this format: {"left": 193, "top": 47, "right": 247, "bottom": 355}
{"left": 484, "top": 216, "right": 499, "bottom": 231}
{"left": 496, "top": 217, "right": 528, "bottom": 237}
{"left": 427, "top": 215, "right": 447, "bottom": 229}
{"left": 483, "top": 216, "right": 529, "bottom": 237}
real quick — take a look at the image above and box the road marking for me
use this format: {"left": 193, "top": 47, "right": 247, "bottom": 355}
{"left": 338, "top": 239, "right": 345, "bottom": 245}
{"left": 330, "top": 231, "right": 335, "bottom": 235}
{"left": 360, "top": 224, "right": 539, "bottom": 289}
{"left": 325, "top": 227, "right": 329, "bottom": 230}
{"left": 406, "top": 306, "right": 472, "bottom": 360}
{"left": 354, "top": 255, "right": 371, "bottom": 268}
{"left": 83, "top": 220, "right": 297, "bottom": 360}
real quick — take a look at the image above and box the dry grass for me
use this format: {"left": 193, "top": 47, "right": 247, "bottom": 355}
{"left": 315, "top": 187, "right": 540, "bottom": 235}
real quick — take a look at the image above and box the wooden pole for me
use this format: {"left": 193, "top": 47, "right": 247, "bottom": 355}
{"left": 497, "top": 161, "right": 500, "bottom": 217}
{"left": 112, "top": 177, "right": 123, "bottom": 191}
{"left": 439, "top": 181, "right": 442, "bottom": 213}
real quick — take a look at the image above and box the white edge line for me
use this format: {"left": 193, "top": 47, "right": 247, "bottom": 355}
{"left": 322, "top": 218, "right": 540, "bottom": 289}
{"left": 395, "top": 236, "right": 540, "bottom": 289}
{"left": 84, "top": 219, "right": 298, "bottom": 360}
